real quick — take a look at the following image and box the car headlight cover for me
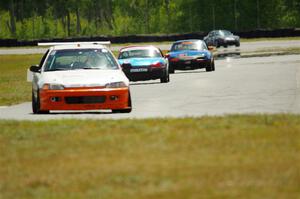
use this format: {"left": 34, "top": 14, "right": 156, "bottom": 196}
{"left": 105, "top": 81, "right": 127, "bottom": 88}
{"left": 42, "top": 83, "right": 65, "bottom": 90}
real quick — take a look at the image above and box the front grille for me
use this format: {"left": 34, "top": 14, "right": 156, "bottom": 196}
{"left": 65, "top": 96, "right": 106, "bottom": 104}
{"left": 125, "top": 65, "right": 148, "bottom": 69}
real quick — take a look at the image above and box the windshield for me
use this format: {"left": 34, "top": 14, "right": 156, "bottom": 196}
{"left": 44, "top": 49, "right": 119, "bottom": 71}
{"left": 171, "top": 41, "right": 207, "bottom": 51}
{"left": 118, "top": 49, "right": 161, "bottom": 59}
{"left": 219, "top": 30, "right": 233, "bottom": 36}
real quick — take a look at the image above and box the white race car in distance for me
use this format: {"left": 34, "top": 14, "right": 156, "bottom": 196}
{"left": 29, "top": 43, "right": 132, "bottom": 114}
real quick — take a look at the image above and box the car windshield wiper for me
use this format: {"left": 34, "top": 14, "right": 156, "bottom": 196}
{"left": 46, "top": 68, "right": 69, "bottom": 71}
{"left": 81, "top": 67, "right": 102, "bottom": 70}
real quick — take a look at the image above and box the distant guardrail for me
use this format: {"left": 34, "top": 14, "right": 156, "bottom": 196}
{"left": 0, "top": 28, "right": 299, "bottom": 47}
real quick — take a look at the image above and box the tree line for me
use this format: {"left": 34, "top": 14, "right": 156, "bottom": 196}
{"left": 0, "top": 0, "right": 299, "bottom": 39}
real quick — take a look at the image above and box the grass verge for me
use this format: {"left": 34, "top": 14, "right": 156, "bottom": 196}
{"left": 111, "top": 37, "right": 300, "bottom": 45}
{"left": 0, "top": 115, "right": 299, "bottom": 199}
{"left": 1, "top": 36, "right": 300, "bottom": 50}
{"left": 249, "top": 47, "right": 300, "bottom": 54}
{"left": 0, "top": 54, "right": 42, "bottom": 105}
{"left": 241, "top": 36, "right": 300, "bottom": 42}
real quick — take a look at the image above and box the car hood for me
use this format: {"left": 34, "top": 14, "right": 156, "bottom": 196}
{"left": 39, "top": 69, "right": 129, "bottom": 88}
{"left": 169, "top": 50, "right": 211, "bottom": 59}
{"left": 118, "top": 58, "right": 165, "bottom": 67}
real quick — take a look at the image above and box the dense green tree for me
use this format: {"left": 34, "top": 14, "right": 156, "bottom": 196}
{"left": 0, "top": 0, "right": 299, "bottom": 39}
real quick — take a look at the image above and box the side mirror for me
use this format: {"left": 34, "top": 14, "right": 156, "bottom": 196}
{"left": 30, "top": 65, "right": 41, "bottom": 73}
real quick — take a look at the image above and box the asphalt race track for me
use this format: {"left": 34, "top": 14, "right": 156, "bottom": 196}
{"left": 1, "top": 40, "right": 300, "bottom": 55}
{"left": 0, "top": 52, "right": 299, "bottom": 120}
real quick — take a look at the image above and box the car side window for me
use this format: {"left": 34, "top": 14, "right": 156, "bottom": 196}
{"left": 39, "top": 50, "right": 49, "bottom": 68}
{"left": 119, "top": 51, "right": 129, "bottom": 59}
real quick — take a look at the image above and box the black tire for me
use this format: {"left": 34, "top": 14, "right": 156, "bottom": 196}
{"left": 160, "top": 70, "right": 170, "bottom": 83}
{"left": 206, "top": 60, "right": 215, "bottom": 72}
{"left": 169, "top": 65, "right": 175, "bottom": 74}
{"left": 212, "top": 61, "right": 215, "bottom": 71}
{"left": 32, "top": 92, "right": 38, "bottom": 114}
{"left": 215, "top": 40, "right": 220, "bottom": 48}
{"left": 224, "top": 44, "right": 228, "bottom": 48}
{"left": 112, "top": 108, "right": 131, "bottom": 113}
{"left": 112, "top": 92, "right": 132, "bottom": 113}
{"left": 32, "top": 91, "right": 49, "bottom": 114}
{"left": 235, "top": 42, "right": 240, "bottom": 47}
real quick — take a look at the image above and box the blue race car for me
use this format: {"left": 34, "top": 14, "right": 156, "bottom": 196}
{"left": 118, "top": 46, "right": 169, "bottom": 83}
{"left": 166, "top": 40, "right": 215, "bottom": 73}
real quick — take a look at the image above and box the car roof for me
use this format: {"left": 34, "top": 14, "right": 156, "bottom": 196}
{"left": 119, "top": 45, "right": 160, "bottom": 52}
{"left": 50, "top": 44, "right": 108, "bottom": 51}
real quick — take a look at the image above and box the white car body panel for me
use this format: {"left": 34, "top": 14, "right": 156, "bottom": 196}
{"left": 37, "top": 69, "right": 129, "bottom": 89}
{"left": 34, "top": 43, "right": 129, "bottom": 84}
{"left": 31, "top": 43, "right": 129, "bottom": 90}
{"left": 27, "top": 69, "right": 33, "bottom": 82}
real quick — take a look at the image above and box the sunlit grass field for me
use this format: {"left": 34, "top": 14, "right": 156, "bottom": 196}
{"left": 0, "top": 54, "right": 42, "bottom": 105}
{"left": 0, "top": 36, "right": 300, "bottom": 50}
{"left": 240, "top": 36, "right": 300, "bottom": 42}
{"left": 0, "top": 115, "right": 299, "bottom": 199}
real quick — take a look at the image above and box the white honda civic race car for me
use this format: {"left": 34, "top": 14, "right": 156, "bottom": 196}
{"left": 28, "top": 42, "right": 132, "bottom": 114}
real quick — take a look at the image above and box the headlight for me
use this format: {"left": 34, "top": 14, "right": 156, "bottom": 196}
{"left": 105, "top": 82, "right": 127, "bottom": 88}
{"left": 42, "top": 83, "right": 65, "bottom": 90}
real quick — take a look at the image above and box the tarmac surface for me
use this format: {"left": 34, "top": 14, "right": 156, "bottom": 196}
{"left": 0, "top": 53, "right": 299, "bottom": 120}
{"left": 0, "top": 40, "right": 300, "bottom": 54}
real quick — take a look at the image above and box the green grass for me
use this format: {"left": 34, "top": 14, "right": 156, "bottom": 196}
{"left": 114, "top": 37, "right": 300, "bottom": 44}
{"left": 0, "top": 41, "right": 172, "bottom": 49}
{"left": 0, "top": 115, "right": 299, "bottom": 199}
{"left": 257, "top": 47, "right": 300, "bottom": 54}
{"left": 241, "top": 36, "right": 300, "bottom": 42}
{"left": 111, "top": 41, "right": 172, "bottom": 47}
{"left": 240, "top": 47, "right": 300, "bottom": 58}
{"left": 0, "top": 54, "right": 42, "bottom": 105}
{"left": 1, "top": 36, "right": 300, "bottom": 50}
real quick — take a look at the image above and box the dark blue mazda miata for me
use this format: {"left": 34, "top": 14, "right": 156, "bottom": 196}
{"left": 166, "top": 39, "right": 215, "bottom": 73}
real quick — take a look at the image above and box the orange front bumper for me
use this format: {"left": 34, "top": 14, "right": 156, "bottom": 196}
{"left": 39, "top": 87, "right": 130, "bottom": 111}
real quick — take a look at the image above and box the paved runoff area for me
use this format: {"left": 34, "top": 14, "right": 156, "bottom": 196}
{"left": 0, "top": 52, "right": 299, "bottom": 120}
{"left": 0, "top": 40, "right": 300, "bottom": 55}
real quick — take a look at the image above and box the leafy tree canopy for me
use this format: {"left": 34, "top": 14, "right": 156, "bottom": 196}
{"left": 0, "top": 0, "right": 299, "bottom": 39}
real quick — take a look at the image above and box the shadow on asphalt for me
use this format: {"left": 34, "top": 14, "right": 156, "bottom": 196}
{"left": 216, "top": 52, "right": 241, "bottom": 60}
{"left": 172, "top": 70, "right": 206, "bottom": 75}
{"left": 215, "top": 48, "right": 241, "bottom": 60}
{"left": 29, "top": 111, "right": 122, "bottom": 115}
{"left": 130, "top": 81, "right": 161, "bottom": 86}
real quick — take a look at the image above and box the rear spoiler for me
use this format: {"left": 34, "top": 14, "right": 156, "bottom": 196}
{"left": 37, "top": 41, "right": 111, "bottom": 48}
